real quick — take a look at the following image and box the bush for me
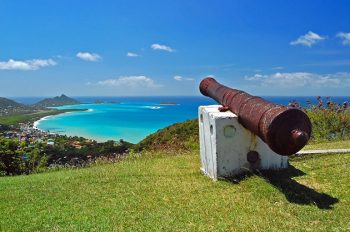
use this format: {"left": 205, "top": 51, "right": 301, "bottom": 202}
{"left": 0, "top": 136, "right": 132, "bottom": 176}
{"left": 0, "top": 138, "right": 26, "bottom": 175}
{"left": 289, "top": 97, "right": 350, "bottom": 143}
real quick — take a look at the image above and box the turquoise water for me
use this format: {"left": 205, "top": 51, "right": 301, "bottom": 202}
{"left": 33, "top": 96, "right": 350, "bottom": 143}
{"left": 35, "top": 97, "right": 215, "bottom": 143}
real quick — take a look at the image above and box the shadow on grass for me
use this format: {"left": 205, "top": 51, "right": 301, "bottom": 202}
{"left": 225, "top": 165, "right": 339, "bottom": 209}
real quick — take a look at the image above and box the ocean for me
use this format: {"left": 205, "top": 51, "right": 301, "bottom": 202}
{"left": 14, "top": 96, "right": 350, "bottom": 143}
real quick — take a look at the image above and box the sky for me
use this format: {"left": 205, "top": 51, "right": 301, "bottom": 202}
{"left": 1, "top": 0, "right": 350, "bottom": 96}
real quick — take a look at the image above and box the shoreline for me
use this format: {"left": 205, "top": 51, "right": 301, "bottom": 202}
{"left": 33, "top": 108, "right": 90, "bottom": 135}
{"left": 15, "top": 100, "right": 204, "bottom": 143}
{"left": 28, "top": 102, "right": 198, "bottom": 143}
{"left": 31, "top": 108, "right": 127, "bottom": 142}
{"left": 0, "top": 108, "right": 87, "bottom": 127}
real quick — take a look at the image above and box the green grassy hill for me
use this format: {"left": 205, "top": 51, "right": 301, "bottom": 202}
{"left": 0, "top": 97, "right": 23, "bottom": 108}
{"left": 0, "top": 149, "right": 349, "bottom": 231}
{"left": 34, "top": 94, "right": 80, "bottom": 107}
{"left": 1, "top": 117, "right": 350, "bottom": 231}
{"left": 0, "top": 109, "right": 85, "bottom": 126}
{"left": 135, "top": 119, "right": 199, "bottom": 151}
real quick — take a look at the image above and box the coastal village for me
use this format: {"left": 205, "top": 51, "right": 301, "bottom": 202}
{"left": 3, "top": 122, "right": 57, "bottom": 146}
{"left": 0, "top": 95, "right": 80, "bottom": 147}
{"left": 1, "top": 120, "right": 102, "bottom": 150}
{"left": 0, "top": 95, "right": 132, "bottom": 176}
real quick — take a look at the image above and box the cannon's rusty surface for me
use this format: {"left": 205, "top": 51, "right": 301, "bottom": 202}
{"left": 199, "top": 77, "right": 312, "bottom": 156}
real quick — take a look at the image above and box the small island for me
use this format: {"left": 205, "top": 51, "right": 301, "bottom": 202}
{"left": 159, "top": 102, "right": 177, "bottom": 105}
{"left": 94, "top": 100, "right": 120, "bottom": 104}
{"left": 34, "top": 94, "right": 80, "bottom": 107}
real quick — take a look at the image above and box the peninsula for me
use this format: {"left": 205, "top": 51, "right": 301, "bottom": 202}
{"left": 34, "top": 94, "right": 80, "bottom": 107}
{"left": 0, "top": 95, "right": 84, "bottom": 129}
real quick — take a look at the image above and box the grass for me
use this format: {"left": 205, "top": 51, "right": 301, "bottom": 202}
{"left": 0, "top": 150, "right": 349, "bottom": 231}
{"left": 0, "top": 109, "right": 86, "bottom": 126}
{"left": 135, "top": 119, "right": 199, "bottom": 151}
{"left": 304, "top": 140, "right": 350, "bottom": 150}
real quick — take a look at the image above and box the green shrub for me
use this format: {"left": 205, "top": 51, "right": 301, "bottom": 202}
{"left": 0, "top": 138, "right": 24, "bottom": 175}
{"left": 0, "top": 136, "right": 132, "bottom": 176}
{"left": 289, "top": 97, "right": 350, "bottom": 143}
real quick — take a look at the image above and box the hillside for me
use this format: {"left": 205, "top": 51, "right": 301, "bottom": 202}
{"left": 0, "top": 97, "right": 23, "bottom": 108}
{"left": 0, "top": 150, "right": 349, "bottom": 231}
{"left": 0, "top": 97, "right": 35, "bottom": 116}
{"left": 1, "top": 117, "right": 350, "bottom": 230}
{"left": 135, "top": 119, "right": 199, "bottom": 151}
{"left": 34, "top": 94, "right": 80, "bottom": 107}
{"left": 0, "top": 109, "right": 85, "bottom": 126}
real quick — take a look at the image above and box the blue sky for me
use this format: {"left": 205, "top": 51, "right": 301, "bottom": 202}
{"left": 1, "top": 0, "right": 350, "bottom": 96}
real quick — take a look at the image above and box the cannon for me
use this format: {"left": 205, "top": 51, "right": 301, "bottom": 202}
{"left": 199, "top": 77, "right": 312, "bottom": 156}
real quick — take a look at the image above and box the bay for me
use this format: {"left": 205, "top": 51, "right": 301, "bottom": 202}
{"left": 32, "top": 96, "right": 350, "bottom": 143}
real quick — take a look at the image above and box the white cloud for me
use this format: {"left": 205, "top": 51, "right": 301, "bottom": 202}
{"left": 0, "top": 58, "right": 56, "bottom": 70}
{"left": 290, "top": 31, "right": 325, "bottom": 47}
{"left": 55, "top": 55, "right": 73, "bottom": 60}
{"left": 98, "top": 76, "right": 162, "bottom": 88}
{"left": 174, "top": 75, "right": 183, "bottom": 81}
{"left": 337, "top": 32, "right": 350, "bottom": 45}
{"left": 126, "top": 52, "right": 140, "bottom": 57}
{"left": 173, "top": 75, "right": 194, "bottom": 81}
{"left": 76, "top": 52, "right": 101, "bottom": 61}
{"left": 151, "top": 43, "right": 175, "bottom": 52}
{"left": 245, "top": 74, "right": 265, "bottom": 81}
{"left": 245, "top": 72, "right": 350, "bottom": 88}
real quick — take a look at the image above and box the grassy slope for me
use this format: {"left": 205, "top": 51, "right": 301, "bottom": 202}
{"left": 0, "top": 97, "right": 22, "bottom": 107}
{"left": 135, "top": 119, "right": 199, "bottom": 151}
{"left": 0, "top": 151, "right": 349, "bottom": 231}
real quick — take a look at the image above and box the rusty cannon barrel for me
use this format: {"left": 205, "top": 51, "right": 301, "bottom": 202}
{"left": 199, "top": 77, "right": 312, "bottom": 156}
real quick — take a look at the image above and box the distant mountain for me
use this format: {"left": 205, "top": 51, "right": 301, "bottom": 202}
{"left": 34, "top": 94, "right": 80, "bottom": 107}
{"left": 0, "top": 97, "right": 23, "bottom": 108}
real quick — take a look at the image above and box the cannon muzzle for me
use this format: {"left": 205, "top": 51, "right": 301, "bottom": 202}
{"left": 199, "top": 77, "right": 312, "bottom": 156}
